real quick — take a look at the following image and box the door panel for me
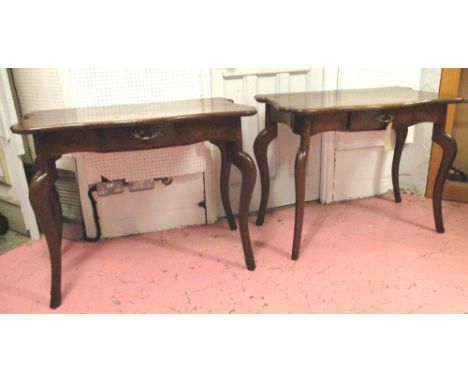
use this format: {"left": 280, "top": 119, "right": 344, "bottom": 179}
{"left": 210, "top": 69, "right": 325, "bottom": 216}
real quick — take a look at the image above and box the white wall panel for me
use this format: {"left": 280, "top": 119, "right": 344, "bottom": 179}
{"left": 66, "top": 68, "right": 208, "bottom": 238}
{"left": 337, "top": 68, "right": 422, "bottom": 89}
{"left": 96, "top": 173, "right": 205, "bottom": 238}
{"left": 399, "top": 68, "right": 442, "bottom": 194}
{"left": 333, "top": 147, "right": 394, "bottom": 201}
{"left": 331, "top": 68, "right": 425, "bottom": 202}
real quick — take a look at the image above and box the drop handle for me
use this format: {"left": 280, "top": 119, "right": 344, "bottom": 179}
{"left": 133, "top": 126, "right": 165, "bottom": 141}
{"left": 374, "top": 114, "right": 395, "bottom": 151}
{"left": 375, "top": 114, "right": 395, "bottom": 124}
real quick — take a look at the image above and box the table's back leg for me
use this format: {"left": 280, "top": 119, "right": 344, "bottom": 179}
{"left": 253, "top": 107, "right": 278, "bottom": 226}
{"left": 210, "top": 140, "right": 237, "bottom": 230}
{"left": 226, "top": 141, "right": 257, "bottom": 271}
{"left": 30, "top": 156, "right": 63, "bottom": 308}
{"left": 292, "top": 130, "right": 310, "bottom": 261}
{"left": 392, "top": 126, "right": 408, "bottom": 203}
{"left": 432, "top": 123, "right": 457, "bottom": 233}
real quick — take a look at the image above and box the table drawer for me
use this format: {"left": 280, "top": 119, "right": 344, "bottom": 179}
{"left": 97, "top": 119, "right": 241, "bottom": 153}
{"left": 98, "top": 122, "right": 176, "bottom": 152}
{"left": 349, "top": 109, "right": 414, "bottom": 132}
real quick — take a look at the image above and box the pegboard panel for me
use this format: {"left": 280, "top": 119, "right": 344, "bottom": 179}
{"left": 68, "top": 68, "right": 203, "bottom": 107}
{"left": 83, "top": 144, "right": 206, "bottom": 183}
{"left": 12, "top": 69, "right": 65, "bottom": 114}
{"left": 68, "top": 68, "right": 206, "bottom": 183}
{"left": 11, "top": 68, "right": 210, "bottom": 237}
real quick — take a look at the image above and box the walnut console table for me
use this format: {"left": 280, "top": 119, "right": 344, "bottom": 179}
{"left": 254, "top": 87, "right": 465, "bottom": 260}
{"left": 11, "top": 98, "right": 257, "bottom": 308}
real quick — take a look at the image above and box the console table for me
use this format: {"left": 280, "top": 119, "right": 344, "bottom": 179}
{"left": 254, "top": 87, "right": 465, "bottom": 260}
{"left": 11, "top": 98, "right": 257, "bottom": 308}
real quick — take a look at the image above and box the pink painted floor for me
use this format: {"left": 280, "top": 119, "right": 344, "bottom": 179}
{"left": 1, "top": 193, "right": 468, "bottom": 313}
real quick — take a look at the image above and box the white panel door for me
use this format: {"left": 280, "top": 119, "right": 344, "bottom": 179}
{"left": 331, "top": 68, "right": 423, "bottom": 202}
{"left": 210, "top": 69, "right": 328, "bottom": 216}
{"left": 0, "top": 69, "right": 39, "bottom": 239}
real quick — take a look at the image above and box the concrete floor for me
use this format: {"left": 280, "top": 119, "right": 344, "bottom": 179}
{"left": 1, "top": 192, "right": 467, "bottom": 313}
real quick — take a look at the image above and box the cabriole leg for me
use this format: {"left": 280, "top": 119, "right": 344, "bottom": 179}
{"left": 254, "top": 110, "right": 278, "bottom": 226}
{"left": 392, "top": 126, "right": 408, "bottom": 203}
{"left": 226, "top": 141, "right": 257, "bottom": 271}
{"left": 431, "top": 123, "right": 457, "bottom": 233}
{"left": 292, "top": 131, "right": 310, "bottom": 261}
{"left": 210, "top": 140, "right": 237, "bottom": 230}
{"left": 29, "top": 156, "right": 63, "bottom": 308}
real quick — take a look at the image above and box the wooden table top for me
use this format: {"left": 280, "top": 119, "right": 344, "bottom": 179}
{"left": 255, "top": 87, "right": 465, "bottom": 115}
{"left": 11, "top": 98, "right": 257, "bottom": 135}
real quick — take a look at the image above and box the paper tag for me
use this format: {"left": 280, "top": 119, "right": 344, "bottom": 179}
{"left": 128, "top": 179, "right": 155, "bottom": 192}
{"left": 384, "top": 121, "right": 394, "bottom": 151}
{"left": 96, "top": 180, "right": 125, "bottom": 196}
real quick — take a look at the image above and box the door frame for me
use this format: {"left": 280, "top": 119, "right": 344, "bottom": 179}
{"left": 0, "top": 69, "right": 40, "bottom": 238}
{"left": 426, "top": 68, "right": 468, "bottom": 202}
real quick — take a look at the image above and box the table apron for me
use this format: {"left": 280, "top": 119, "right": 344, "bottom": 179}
{"left": 270, "top": 103, "right": 446, "bottom": 136}
{"left": 33, "top": 118, "right": 242, "bottom": 157}
{"left": 348, "top": 103, "right": 445, "bottom": 132}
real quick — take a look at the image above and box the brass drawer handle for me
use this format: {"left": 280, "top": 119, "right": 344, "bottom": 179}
{"left": 375, "top": 114, "right": 395, "bottom": 124}
{"left": 132, "top": 126, "right": 165, "bottom": 141}
{"left": 374, "top": 113, "right": 395, "bottom": 152}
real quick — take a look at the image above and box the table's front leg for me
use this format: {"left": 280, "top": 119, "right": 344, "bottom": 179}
{"left": 226, "top": 141, "right": 257, "bottom": 271}
{"left": 292, "top": 128, "right": 311, "bottom": 261}
{"left": 210, "top": 141, "right": 237, "bottom": 230}
{"left": 392, "top": 125, "right": 409, "bottom": 203}
{"left": 30, "top": 155, "right": 63, "bottom": 308}
{"left": 432, "top": 122, "right": 457, "bottom": 233}
{"left": 254, "top": 106, "right": 278, "bottom": 226}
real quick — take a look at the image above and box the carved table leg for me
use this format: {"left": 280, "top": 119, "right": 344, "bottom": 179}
{"left": 254, "top": 107, "right": 278, "bottom": 226}
{"left": 292, "top": 129, "right": 311, "bottom": 261}
{"left": 210, "top": 141, "right": 237, "bottom": 230}
{"left": 392, "top": 126, "right": 408, "bottom": 203}
{"left": 432, "top": 123, "right": 457, "bottom": 233}
{"left": 226, "top": 141, "right": 257, "bottom": 271}
{"left": 30, "top": 156, "right": 63, "bottom": 308}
